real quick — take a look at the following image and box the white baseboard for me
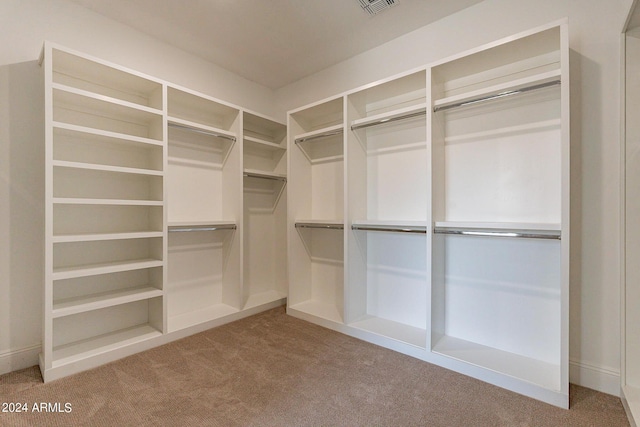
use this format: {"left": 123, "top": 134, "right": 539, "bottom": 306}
{"left": 0, "top": 344, "right": 41, "bottom": 376}
{"left": 570, "top": 359, "right": 621, "bottom": 396}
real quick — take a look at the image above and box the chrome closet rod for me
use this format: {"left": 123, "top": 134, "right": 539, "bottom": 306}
{"left": 434, "top": 228, "right": 560, "bottom": 240}
{"left": 168, "top": 122, "right": 237, "bottom": 142}
{"left": 433, "top": 79, "right": 561, "bottom": 113}
{"left": 294, "top": 129, "right": 343, "bottom": 144}
{"left": 295, "top": 222, "right": 344, "bottom": 230}
{"left": 169, "top": 224, "right": 237, "bottom": 233}
{"left": 243, "top": 172, "right": 287, "bottom": 182}
{"left": 351, "top": 224, "right": 427, "bottom": 234}
{"left": 350, "top": 110, "right": 426, "bottom": 131}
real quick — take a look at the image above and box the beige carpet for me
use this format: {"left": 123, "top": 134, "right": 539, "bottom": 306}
{"left": 0, "top": 307, "right": 630, "bottom": 426}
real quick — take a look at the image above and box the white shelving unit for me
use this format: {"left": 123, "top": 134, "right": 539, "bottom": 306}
{"left": 242, "top": 112, "right": 288, "bottom": 310}
{"left": 288, "top": 97, "right": 345, "bottom": 324}
{"left": 42, "top": 42, "right": 166, "bottom": 381}
{"left": 166, "top": 87, "right": 242, "bottom": 332}
{"left": 41, "top": 42, "right": 287, "bottom": 382}
{"left": 286, "top": 21, "right": 569, "bottom": 408}
{"left": 429, "top": 22, "right": 569, "bottom": 407}
{"left": 346, "top": 70, "right": 429, "bottom": 348}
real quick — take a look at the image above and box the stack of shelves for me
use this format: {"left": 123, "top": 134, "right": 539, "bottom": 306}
{"left": 429, "top": 24, "right": 569, "bottom": 405}
{"left": 242, "top": 112, "right": 288, "bottom": 309}
{"left": 166, "top": 87, "right": 242, "bottom": 332}
{"left": 43, "top": 43, "right": 166, "bottom": 380}
{"left": 346, "top": 70, "right": 429, "bottom": 348}
{"left": 288, "top": 97, "right": 345, "bottom": 324}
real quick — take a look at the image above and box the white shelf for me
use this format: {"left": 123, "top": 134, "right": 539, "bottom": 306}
{"left": 244, "top": 290, "right": 287, "bottom": 310}
{"left": 167, "top": 220, "right": 236, "bottom": 228}
{"left": 53, "top": 287, "right": 163, "bottom": 318}
{"left": 243, "top": 168, "right": 287, "bottom": 182}
{"left": 352, "top": 220, "right": 427, "bottom": 233}
{"left": 52, "top": 82, "right": 163, "bottom": 116}
{"left": 289, "top": 300, "right": 343, "bottom": 324}
{"left": 244, "top": 135, "right": 285, "bottom": 151}
{"left": 168, "top": 304, "right": 239, "bottom": 333}
{"left": 350, "top": 316, "right": 426, "bottom": 348}
{"left": 350, "top": 103, "right": 427, "bottom": 131}
{"left": 53, "top": 198, "right": 164, "bottom": 206}
{"left": 432, "top": 334, "right": 560, "bottom": 391}
{"left": 53, "top": 231, "right": 163, "bottom": 243}
{"left": 53, "top": 160, "right": 163, "bottom": 177}
{"left": 433, "top": 69, "right": 561, "bottom": 112}
{"left": 53, "top": 121, "right": 164, "bottom": 147}
{"left": 53, "top": 259, "right": 164, "bottom": 281}
{"left": 294, "top": 123, "right": 343, "bottom": 144}
{"left": 52, "top": 324, "right": 162, "bottom": 367}
{"left": 168, "top": 117, "right": 237, "bottom": 142}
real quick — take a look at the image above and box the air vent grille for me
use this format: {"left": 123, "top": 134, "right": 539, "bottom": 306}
{"left": 359, "top": 0, "right": 398, "bottom": 15}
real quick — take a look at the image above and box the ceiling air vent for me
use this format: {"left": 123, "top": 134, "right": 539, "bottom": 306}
{"left": 359, "top": 0, "right": 398, "bottom": 15}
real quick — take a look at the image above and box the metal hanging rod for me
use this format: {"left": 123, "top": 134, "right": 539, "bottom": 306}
{"left": 243, "top": 171, "right": 287, "bottom": 182}
{"left": 434, "top": 227, "right": 560, "bottom": 240}
{"left": 351, "top": 224, "right": 427, "bottom": 234}
{"left": 295, "top": 222, "right": 344, "bottom": 230}
{"left": 294, "top": 129, "right": 343, "bottom": 144}
{"left": 350, "top": 110, "right": 426, "bottom": 131}
{"left": 169, "top": 224, "right": 237, "bottom": 233}
{"left": 168, "top": 122, "right": 236, "bottom": 142}
{"left": 433, "top": 79, "right": 561, "bottom": 113}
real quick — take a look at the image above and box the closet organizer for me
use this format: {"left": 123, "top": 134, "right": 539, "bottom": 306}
{"left": 40, "top": 42, "right": 287, "bottom": 382}
{"left": 287, "top": 20, "right": 570, "bottom": 408}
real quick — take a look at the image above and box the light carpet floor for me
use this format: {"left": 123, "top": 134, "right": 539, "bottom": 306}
{"left": 0, "top": 307, "right": 630, "bottom": 426}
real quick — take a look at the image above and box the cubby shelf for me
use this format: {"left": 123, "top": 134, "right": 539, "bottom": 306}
{"left": 53, "top": 160, "right": 163, "bottom": 177}
{"left": 53, "top": 122, "right": 164, "bottom": 148}
{"left": 53, "top": 287, "right": 163, "bottom": 318}
{"left": 52, "top": 231, "right": 163, "bottom": 243}
{"left": 52, "top": 324, "right": 162, "bottom": 368}
{"left": 432, "top": 335, "right": 560, "bottom": 391}
{"left": 52, "top": 259, "right": 164, "bottom": 281}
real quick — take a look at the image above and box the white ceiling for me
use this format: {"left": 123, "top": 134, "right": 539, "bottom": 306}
{"left": 68, "top": 0, "right": 484, "bottom": 89}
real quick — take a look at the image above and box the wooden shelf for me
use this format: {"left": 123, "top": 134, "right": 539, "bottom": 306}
{"left": 52, "top": 324, "right": 162, "bottom": 367}
{"left": 53, "top": 259, "right": 163, "bottom": 281}
{"left": 53, "top": 287, "right": 163, "bottom": 318}
{"left": 432, "top": 334, "right": 560, "bottom": 391}
{"left": 52, "top": 83, "right": 163, "bottom": 116}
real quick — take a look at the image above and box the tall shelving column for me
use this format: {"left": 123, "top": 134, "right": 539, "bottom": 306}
{"left": 166, "top": 86, "right": 242, "bottom": 332}
{"left": 41, "top": 43, "right": 166, "bottom": 382}
{"left": 242, "top": 112, "right": 288, "bottom": 309}
{"left": 287, "top": 97, "right": 345, "bottom": 325}
{"left": 428, "top": 21, "right": 570, "bottom": 407}
{"left": 345, "top": 70, "right": 429, "bottom": 348}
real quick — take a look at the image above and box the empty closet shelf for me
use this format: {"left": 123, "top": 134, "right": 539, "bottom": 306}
{"left": 433, "top": 70, "right": 561, "bottom": 113}
{"left": 295, "top": 221, "right": 344, "bottom": 230}
{"left": 350, "top": 103, "right": 427, "bottom": 131}
{"left": 294, "top": 124, "right": 343, "bottom": 144}
{"left": 168, "top": 120, "right": 236, "bottom": 142}
{"left": 351, "top": 222, "right": 427, "bottom": 233}
{"left": 168, "top": 223, "right": 236, "bottom": 232}
{"left": 243, "top": 170, "right": 287, "bottom": 182}
{"left": 434, "top": 226, "right": 561, "bottom": 240}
